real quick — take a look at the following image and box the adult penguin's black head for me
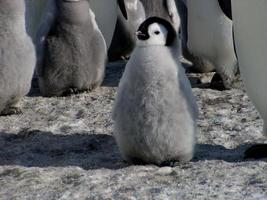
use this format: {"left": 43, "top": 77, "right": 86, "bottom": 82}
{"left": 136, "top": 17, "right": 177, "bottom": 46}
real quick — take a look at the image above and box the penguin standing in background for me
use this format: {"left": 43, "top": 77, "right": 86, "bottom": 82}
{"left": 140, "top": 0, "right": 181, "bottom": 33}
{"left": 90, "top": 0, "right": 128, "bottom": 48}
{"left": 175, "top": 0, "right": 192, "bottom": 61}
{"left": 231, "top": 0, "right": 267, "bottom": 158}
{"left": 108, "top": 0, "right": 146, "bottom": 61}
{"left": 34, "top": 0, "right": 128, "bottom": 59}
{"left": 38, "top": 0, "right": 107, "bottom": 97}
{"left": 109, "top": 0, "right": 181, "bottom": 61}
{"left": 112, "top": 17, "right": 198, "bottom": 165}
{"left": 186, "top": 0, "right": 238, "bottom": 89}
{"left": 175, "top": 0, "right": 214, "bottom": 73}
{"left": 140, "top": 0, "right": 171, "bottom": 21}
{"left": 0, "top": 0, "right": 36, "bottom": 115}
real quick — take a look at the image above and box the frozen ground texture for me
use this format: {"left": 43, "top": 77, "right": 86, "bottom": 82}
{"left": 0, "top": 61, "right": 266, "bottom": 200}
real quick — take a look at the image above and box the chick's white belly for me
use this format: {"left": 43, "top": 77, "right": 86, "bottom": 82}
{"left": 114, "top": 47, "right": 195, "bottom": 162}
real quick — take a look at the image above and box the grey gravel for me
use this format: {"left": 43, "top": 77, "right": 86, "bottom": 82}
{"left": 0, "top": 61, "right": 266, "bottom": 200}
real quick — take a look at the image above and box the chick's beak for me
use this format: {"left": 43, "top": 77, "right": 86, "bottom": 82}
{"left": 135, "top": 31, "right": 143, "bottom": 36}
{"left": 136, "top": 31, "right": 147, "bottom": 40}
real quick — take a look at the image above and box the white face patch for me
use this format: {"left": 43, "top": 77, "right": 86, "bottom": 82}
{"left": 137, "top": 23, "right": 168, "bottom": 47}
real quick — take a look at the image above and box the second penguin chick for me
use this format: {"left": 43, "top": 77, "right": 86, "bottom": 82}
{"left": 113, "top": 17, "right": 198, "bottom": 166}
{"left": 38, "top": 0, "right": 107, "bottom": 97}
{"left": 0, "top": 1, "right": 36, "bottom": 115}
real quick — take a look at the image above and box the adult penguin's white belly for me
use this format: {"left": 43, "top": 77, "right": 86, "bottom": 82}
{"left": 232, "top": 1, "right": 267, "bottom": 135}
{"left": 187, "top": 0, "right": 237, "bottom": 88}
{"left": 90, "top": 0, "right": 118, "bottom": 48}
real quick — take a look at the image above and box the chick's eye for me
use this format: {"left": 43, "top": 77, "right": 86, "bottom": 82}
{"left": 154, "top": 31, "right": 160, "bottom": 35}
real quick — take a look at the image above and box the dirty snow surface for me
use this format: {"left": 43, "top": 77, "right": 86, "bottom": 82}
{"left": 0, "top": 61, "right": 266, "bottom": 200}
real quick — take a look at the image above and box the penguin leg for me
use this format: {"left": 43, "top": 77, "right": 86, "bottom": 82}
{"left": 88, "top": 82, "right": 101, "bottom": 92}
{"left": 160, "top": 160, "right": 179, "bottom": 167}
{"left": 191, "top": 56, "right": 215, "bottom": 73}
{"left": 1, "top": 98, "right": 22, "bottom": 116}
{"left": 62, "top": 88, "right": 80, "bottom": 96}
{"left": 244, "top": 144, "right": 267, "bottom": 159}
{"left": 123, "top": 157, "right": 147, "bottom": 165}
{"left": 210, "top": 68, "right": 241, "bottom": 90}
{"left": 217, "top": 59, "right": 239, "bottom": 89}
{"left": 61, "top": 84, "right": 101, "bottom": 96}
{"left": 221, "top": 72, "right": 236, "bottom": 89}
{"left": 1, "top": 107, "right": 22, "bottom": 116}
{"left": 210, "top": 73, "right": 227, "bottom": 91}
{"left": 160, "top": 159, "right": 191, "bottom": 167}
{"left": 87, "top": 76, "right": 104, "bottom": 92}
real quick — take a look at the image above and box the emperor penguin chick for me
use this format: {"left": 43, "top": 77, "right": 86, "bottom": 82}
{"left": 38, "top": 0, "right": 107, "bottom": 97}
{"left": 113, "top": 17, "right": 198, "bottom": 165}
{"left": 0, "top": 1, "right": 36, "bottom": 115}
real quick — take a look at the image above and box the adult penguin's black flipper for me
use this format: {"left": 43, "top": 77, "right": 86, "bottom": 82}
{"left": 118, "top": 0, "right": 128, "bottom": 20}
{"left": 218, "top": 0, "right": 232, "bottom": 20}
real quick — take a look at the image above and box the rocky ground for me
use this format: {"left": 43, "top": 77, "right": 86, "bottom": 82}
{"left": 0, "top": 61, "right": 266, "bottom": 200}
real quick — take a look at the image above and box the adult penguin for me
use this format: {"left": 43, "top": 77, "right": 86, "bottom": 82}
{"left": 175, "top": 0, "right": 214, "bottom": 73}
{"left": 140, "top": 0, "right": 180, "bottom": 34}
{"left": 90, "top": 0, "right": 128, "bottom": 48}
{"left": 108, "top": 0, "right": 181, "bottom": 61}
{"left": 186, "top": 0, "right": 238, "bottom": 89}
{"left": 108, "top": 0, "right": 146, "bottom": 61}
{"left": 175, "top": 0, "right": 192, "bottom": 61}
{"left": 140, "top": 0, "right": 170, "bottom": 21}
{"left": 231, "top": 0, "right": 267, "bottom": 159}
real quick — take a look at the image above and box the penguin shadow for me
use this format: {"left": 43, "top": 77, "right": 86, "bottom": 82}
{"left": 192, "top": 143, "right": 265, "bottom": 162}
{"left": 0, "top": 130, "right": 129, "bottom": 170}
